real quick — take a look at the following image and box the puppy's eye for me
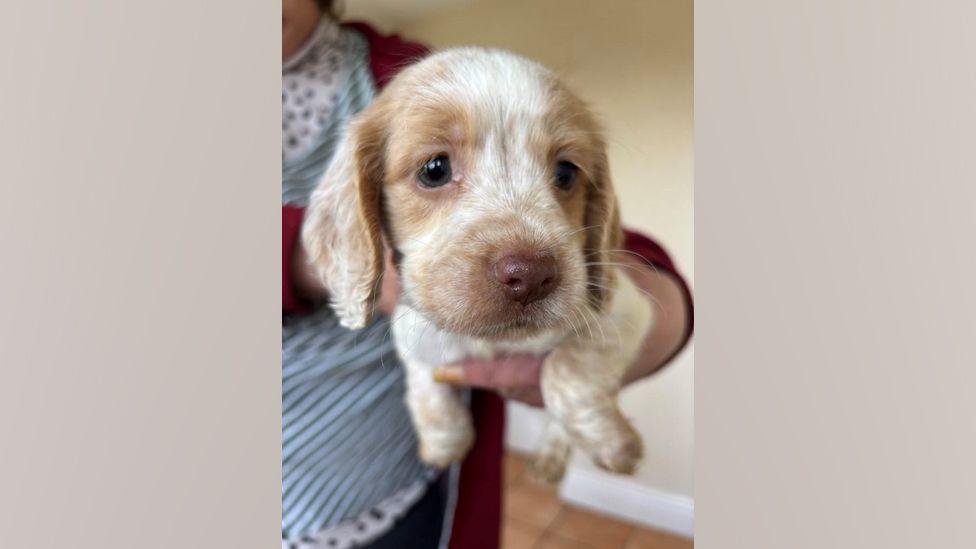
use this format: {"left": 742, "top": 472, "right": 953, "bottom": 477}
{"left": 554, "top": 161, "right": 579, "bottom": 190}
{"left": 418, "top": 155, "right": 452, "bottom": 188}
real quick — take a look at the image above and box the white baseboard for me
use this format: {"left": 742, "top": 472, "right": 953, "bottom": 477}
{"left": 558, "top": 467, "right": 694, "bottom": 538}
{"left": 505, "top": 402, "right": 547, "bottom": 453}
{"left": 504, "top": 401, "right": 694, "bottom": 538}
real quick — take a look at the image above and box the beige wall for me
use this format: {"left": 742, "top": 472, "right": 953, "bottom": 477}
{"left": 348, "top": 0, "right": 694, "bottom": 500}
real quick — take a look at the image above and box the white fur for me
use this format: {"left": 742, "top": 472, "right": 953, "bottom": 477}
{"left": 301, "top": 124, "right": 380, "bottom": 330}
{"left": 303, "top": 47, "right": 655, "bottom": 480}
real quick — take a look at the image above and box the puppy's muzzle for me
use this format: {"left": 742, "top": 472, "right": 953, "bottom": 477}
{"left": 492, "top": 252, "right": 558, "bottom": 306}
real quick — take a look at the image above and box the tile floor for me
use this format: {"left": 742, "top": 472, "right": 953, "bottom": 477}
{"left": 502, "top": 452, "right": 693, "bottom": 549}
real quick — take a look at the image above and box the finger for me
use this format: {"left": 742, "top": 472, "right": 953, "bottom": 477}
{"left": 433, "top": 355, "right": 543, "bottom": 389}
{"left": 462, "top": 355, "right": 542, "bottom": 388}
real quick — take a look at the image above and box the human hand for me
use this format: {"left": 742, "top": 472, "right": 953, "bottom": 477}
{"left": 433, "top": 355, "right": 546, "bottom": 407}
{"left": 375, "top": 247, "right": 401, "bottom": 316}
{"left": 293, "top": 244, "right": 401, "bottom": 316}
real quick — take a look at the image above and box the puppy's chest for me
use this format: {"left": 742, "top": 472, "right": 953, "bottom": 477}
{"left": 390, "top": 308, "right": 565, "bottom": 366}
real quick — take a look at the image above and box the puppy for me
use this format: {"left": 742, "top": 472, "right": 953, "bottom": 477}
{"left": 302, "top": 48, "right": 653, "bottom": 482}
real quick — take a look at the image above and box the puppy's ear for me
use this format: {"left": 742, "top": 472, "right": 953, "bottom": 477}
{"left": 584, "top": 151, "right": 624, "bottom": 311}
{"left": 301, "top": 103, "right": 387, "bottom": 329}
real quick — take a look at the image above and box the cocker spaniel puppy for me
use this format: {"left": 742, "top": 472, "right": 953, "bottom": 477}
{"left": 302, "top": 48, "right": 653, "bottom": 482}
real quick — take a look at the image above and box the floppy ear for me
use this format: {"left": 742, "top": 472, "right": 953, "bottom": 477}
{"left": 584, "top": 151, "right": 624, "bottom": 311}
{"left": 301, "top": 105, "right": 387, "bottom": 329}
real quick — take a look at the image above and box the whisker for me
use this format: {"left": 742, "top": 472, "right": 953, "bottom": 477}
{"left": 576, "top": 303, "right": 596, "bottom": 341}
{"left": 398, "top": 235, "right": 435, "bottom": 251}
{"left": 581, "top": 302, "right": 608, "bottom": 346}
{"left": 586, "top": 280, "right": 664, "bottom": 312}
{"left": 587, "top": 250, "right": 664, "bottom": 277}
{"left": 562, "top": 224, "right": 600, "bottom": 240}
{"left": 565, "top": 306, "right": 584, "bottom": 340}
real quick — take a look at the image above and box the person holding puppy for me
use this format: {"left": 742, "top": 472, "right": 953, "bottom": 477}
{"left": 282, "top": 1, "right": 693, "bottom": 547}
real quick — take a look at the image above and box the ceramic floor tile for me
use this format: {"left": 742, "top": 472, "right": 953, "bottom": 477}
{"left": 503, "top": 478, "right": 562, "bottom": 529}
{"left": 547, "top": 505, "right": 634, "bottom": 549}
{"left": 504, "top": 451, "right": 527, "bottom": 487}
{"left": 501, "top": 517, "right": 545, "bottom": 549}
{"left": 626, "top": 527, "right": 694, "bottom": 549}
{"left": 536, "top": 532, "right": 598, "bottom": 549}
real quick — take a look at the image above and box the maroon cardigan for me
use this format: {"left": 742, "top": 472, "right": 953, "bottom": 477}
{"left": 282, "top": 22, "right": 693, "bottom": 549}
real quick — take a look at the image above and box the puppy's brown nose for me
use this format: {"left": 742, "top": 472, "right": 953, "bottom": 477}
{"left": 493, "top": 253, "right": 557, "bottom": 305}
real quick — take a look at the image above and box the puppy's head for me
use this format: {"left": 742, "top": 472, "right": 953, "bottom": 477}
{"left": 302, "top": 48, "right": 622, "bottom": 339}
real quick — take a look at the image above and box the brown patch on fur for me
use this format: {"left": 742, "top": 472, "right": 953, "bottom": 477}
{"left": 372, "top": 87, "right": 482, "bottom": 247}
{"left": 540, "top": 78, "right": 623, "bottom": 311}
{"left": 300, "top": 96, "right": 393, "bottom": 328}
{"left": 346, "top": 103, "right": 390, "bottom": 319}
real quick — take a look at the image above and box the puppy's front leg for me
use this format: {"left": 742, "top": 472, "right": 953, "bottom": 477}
{"left": 403, "top": 360, "right": 475, "bottom": 468}
{"left": 530, "top": 420, "right": 572, "bottom": 484}
{"left": 392, "top": 306, "right": 475, "bottom": 468}
{"left": 541, "top": 346, "right": 643, "bottom": 475}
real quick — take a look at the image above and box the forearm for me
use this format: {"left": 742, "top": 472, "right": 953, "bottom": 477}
{"left": 619, "top": 256, "right": 692, "bottom": 385}
{"left": 284, "top": 205, "right": 317, "bottom": 313}
{"left": 291, "top": 227, "right": 399, "bottom": 315}
{"left": 292, "top": 242, "right": 329, "bottom": 301}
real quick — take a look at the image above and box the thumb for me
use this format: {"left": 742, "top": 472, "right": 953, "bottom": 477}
{"left": 433, "top": 355, "right": 543, "bottom": 389}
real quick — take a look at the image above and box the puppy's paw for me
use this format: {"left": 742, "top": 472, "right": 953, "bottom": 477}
{"left": 417, "top": 419, "right": 475, "bottom": 469}
{"left": 529, "top": 451, "right": 568, "bottom": 485}
{"left": 592, "top": 425, "right": 643, "bottom": 475}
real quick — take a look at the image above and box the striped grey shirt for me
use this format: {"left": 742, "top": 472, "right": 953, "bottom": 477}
{"left": 282, "top": 21, "right": 435, "bottom": 543}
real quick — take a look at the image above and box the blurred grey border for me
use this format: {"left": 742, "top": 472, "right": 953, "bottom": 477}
{"left": 0, "top": 2, "right": 281, "bottom": 548}
{"left": 2, "top": 1, "right": 976, "bottom": 548}
{"left": 697, "top": 1, "right": 976, "bottom": 547}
